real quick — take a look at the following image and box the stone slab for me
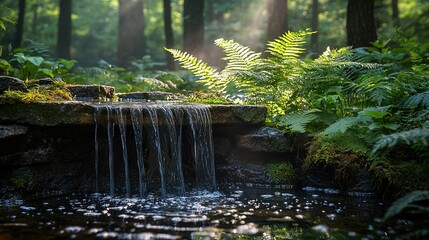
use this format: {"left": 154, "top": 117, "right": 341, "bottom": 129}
{"left": 0, "top": 102, "right": 267, "bottom": 126}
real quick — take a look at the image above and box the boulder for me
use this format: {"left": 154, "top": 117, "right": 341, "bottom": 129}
{"left": 0, "top": 125, "right": 28, "bottom": 139}
{"left": 236, "top": 127, "right": 292, "bottom": 152}
{"left": 210, "top": 105, "right": 267, "bottom": 126}
{"left": 0, "top": 102, "right": 95, "bottom": 126}
{"left": 67, "top": 85, "right": 115, "bottom": 100}
{"left": 0, "top": 76, "right": 26, "bottom": 94}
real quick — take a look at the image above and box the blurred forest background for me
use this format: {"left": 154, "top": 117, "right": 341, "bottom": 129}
{"left": 1, "top": 0, "right": 428, "bottom": 69}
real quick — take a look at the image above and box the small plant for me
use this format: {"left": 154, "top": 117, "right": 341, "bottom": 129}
{"left": 266, "top": 162, "right": 295, "bottom": 184}
{"left": 10, "top": 52, "right": 77, "bottom": 80}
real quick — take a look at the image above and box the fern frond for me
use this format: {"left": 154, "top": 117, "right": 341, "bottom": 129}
{"left": 165, "top": 48, "right": 226, "bottom": 93}
{"left": 383, "top": 190, "right": 429, "bottom": 222}
{"left": 402, "top": 91, "right": 429, "bottom": 109}
{"left": 323, "top": 115, "right": 372, "bottom": 137}
{"left": 372, "top": 128, "right": 429, "bottom": 153}
{"left": 266, "top": 30, "right": 314, "bottom": 61}
{"left": 345, "top": 75, "right": 393, "bottom": 106}
{"left": 214, "top": 38, "right": 263, "bottom": 72}
{"left": 278, "top": 111, "right": 319, "bottom": 133}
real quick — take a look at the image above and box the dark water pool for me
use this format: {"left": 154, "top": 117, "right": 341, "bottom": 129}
{"left": 0, "top": 184, "right": 396, "bottom": 239}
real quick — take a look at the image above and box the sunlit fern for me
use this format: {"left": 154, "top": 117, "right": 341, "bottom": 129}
{"left": 165, "top": 30, "right": 313, "bottom": 100}
{"left": 164, "top": 48, "right": 226, "bottom": 93}
{"left": 266, "top": 30, "right": 314, "bottom": 61}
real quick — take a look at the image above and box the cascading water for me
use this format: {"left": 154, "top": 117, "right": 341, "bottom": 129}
{"left": 93, "top": 103, "right": 216, "bottom": 198}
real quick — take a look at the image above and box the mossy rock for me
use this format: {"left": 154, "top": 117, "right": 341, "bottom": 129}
{"left": 0, "top": 102, "right": 94, "bottom": 126}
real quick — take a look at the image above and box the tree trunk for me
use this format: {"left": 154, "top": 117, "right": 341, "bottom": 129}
{"left": 346, "top": 0, "right": 377, "bottom": 48}
{"left": 31, "top": 3, "right": 39, "bottom": 37}
{"left": 57, "top": 0, "right": 72, "bottom": 59}
{"left": 13, "top": 0, "right": 26, "bottom": 49}
{"left": 310, "top": 0, "right": 319, "bottom": 54}
{"left": 266, "top": 0, "right": 288, "bottom": 42}
{"left": 391, "top": 0, "right": 400, "bottom": 28}
{"left": 183, "top": 0, "right": 204, "bottom": 58}
{"left": 118, "top": 0, "right": 145, "bottom": 67}
{"left": 163, "top": 0, "right": 175, "bottom": 70}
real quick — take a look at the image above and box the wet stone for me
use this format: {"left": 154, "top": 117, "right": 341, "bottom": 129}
{"left": 67, "top": 85, "right": 115, "bottom": 100}
{"left": 117, "top": 91, "right": 177, "bottom": 101}
{"left": 0, "top": 125, "right": 28, "bottom": 139}
{"left": 236, "top": 127, "right": 292, "bottom": 152}
{"left": 32, "top": 78, "right": 63, "bottom": 86}
{"left": 0, "top": 76, "right": 27, "bottom": 94}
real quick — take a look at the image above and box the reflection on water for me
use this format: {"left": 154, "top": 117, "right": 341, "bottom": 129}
{"left": 0, "top": 184, "right": 397, "bottom": 239}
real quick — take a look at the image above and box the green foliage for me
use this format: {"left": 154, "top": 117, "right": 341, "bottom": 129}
{"left": 372, "top": 128, "right": 429, "bottom": 153}
{"left": 167, "top": 29, "right": 314, "bottom": 117}
{"left": 266, "top": 30, "right": 314, "bottom": 61}
{"left": 403, "top": 90, "right": 429, "bottom": 109}
{"left": 10, "top": 52, "right": 77, "bottom": 80}
{"left": 73, "top": 58, "right": 187, "bottom": 93}
{"left": 266, "top": 162, "right": 295, "bottom": 184}
{"left": 277, "top": 111, "right": 319, "bottom": 133}
{"left": 165, "top": 48, "right": 223, "bottom": 93}
{"left": 383, "top": 190, "right": 429, "bottom": 239}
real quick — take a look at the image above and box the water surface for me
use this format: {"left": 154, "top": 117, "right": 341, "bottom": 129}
{"left": 0, "top": 184, "right": 395, "bottom": 239}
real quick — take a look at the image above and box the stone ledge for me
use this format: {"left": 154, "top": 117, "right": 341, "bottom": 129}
{"left": 0, "top": 102, "right": 95, "bottom": 126}
{"left": 0, "top": 102, "right": 267, "bottom": 126}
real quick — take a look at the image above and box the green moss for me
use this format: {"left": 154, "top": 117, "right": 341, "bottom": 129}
{"left": 266, "top": 162, "right": 295, "bottom": 184}
{"left": 371, "top": 145, "right": 429, "bottom": 196}
{"left": 182, "top": 92, "right": 233, "bottom": 105}
{"left": 10, "top": 177, "right": 26, "bottom": 189}
{"left": 304, "top": 136, "right": 369, "bottom": 190}
{"left": 0, "top": 87, "right": 72, "bottom": 104}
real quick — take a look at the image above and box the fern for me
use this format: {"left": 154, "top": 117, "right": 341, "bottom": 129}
{"left": 383, "top": 190, "right": 429, "bottom": 222}
{"left": 165, "top": 48, "right": 226, "bottom": 93}
{"left": 402, "top": 91, "right": 429, "bottom": 109}
{"left": 323, "top": 115, "right": 371, "bottom": 136}
{"left": 266, "top": 30, "right": 314, "bottom": 61}
{"left": 278, "top": 111, "right": 319, "bottom": 133}
{"left": 215, "top": 38, "right": 262, "bottom": 71}
{"left": 372, "top": 128, "right": 429, "bottom": 153}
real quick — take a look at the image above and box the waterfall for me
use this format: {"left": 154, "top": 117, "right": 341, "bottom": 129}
{"left": 93, "top": 103, "right": 216, "bottom": 197}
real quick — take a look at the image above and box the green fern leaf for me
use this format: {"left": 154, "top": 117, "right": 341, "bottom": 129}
{"left": 372, "top": 128, "right": 429, "bottom": 153}
{"left": 323, "top": 115, "right": 372, "bottom": 137}
{"left": 278, "top": 112, "right": 319, "bottom": 133}
{"left": 383, "top": 190, "right": 429, "bottom": 222}
{"left": 214, "top": 38, "right": 262, "bottom": 72}
{"left": 402, "top": 91, "right": 429, "bottom": 109}
{"left": 266, "top": 30, "right": 314, "bottom": 61}
{"left": 165, "top": 48, "right": 225, "bottom": 93}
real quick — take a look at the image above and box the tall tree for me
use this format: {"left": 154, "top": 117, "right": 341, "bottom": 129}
{"left": 118, "top": 0, "right": 145, "bottom": 67}
{"left": 392, "top": 0, "right": 400, "bottom": 28}
{"left": 12, "top": 0, "right": 26, "bottom": 49}
{"left": 57, "top": 0, "right": 72, "bottom": 59}
{"left": 266, "top": 0, "right": 288, "bottom": 42}
{"left": 163, "top": 0, "right": 175, "bottom": 70}
{"left": 183, "top": 0, "right": 204, "bottom": 58}
{"left": 310, "top": 0, "right": 319, "bottom": 54}
{"left": 346, "top": 0, "right": 377, "bottom": 48}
